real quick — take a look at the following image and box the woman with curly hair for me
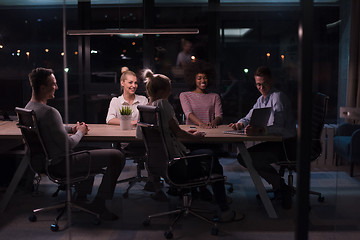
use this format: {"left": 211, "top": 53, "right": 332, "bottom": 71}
{"left": 180, "top": 60, "right": 223, "bottom": 128}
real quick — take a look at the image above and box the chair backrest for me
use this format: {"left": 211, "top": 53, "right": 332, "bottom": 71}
{"left": 137, "top": 105, "right": 169, "bottom": 179}
{"left": 14, "top": 107, "right": 49, "bottom": 174}
{"left": 311, "top": 92, "right": 329, "bottom": 161}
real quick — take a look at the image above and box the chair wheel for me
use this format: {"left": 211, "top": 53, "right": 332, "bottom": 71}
{"left": 123, "top": 192, "right": 129, "bottom": 199}
{"left": 164, "top": 230, "right": 173, "bottom": 239}
{"left": 211, "top": 227, "right": 219, "bottom": 236}
{"left": 318, "top": 196, "right": 325, "bottom": 202}
{"left": 50, "top": 223, "right": 59, "bottom": 232}
{"left": 143, "top": 219, "right": 150, "bottom": 226}
{"left": 29, "top": 214, "right": 37, "bottom": 222}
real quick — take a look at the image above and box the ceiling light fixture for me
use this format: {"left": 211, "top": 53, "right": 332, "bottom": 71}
{"left": 67, "top": 28, "right": 199, "bottom": 36}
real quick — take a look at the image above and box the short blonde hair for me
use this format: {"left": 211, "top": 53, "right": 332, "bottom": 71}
{"left": 143, "top": 69, "right": 171, "bottom": 98}
{"left": 120, "top": 70, "right": 136, "bottom": 83}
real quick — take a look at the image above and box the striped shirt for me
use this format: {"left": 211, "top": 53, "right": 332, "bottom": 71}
{"left": 179, "top": 91, "right": 223, "bottom": 125}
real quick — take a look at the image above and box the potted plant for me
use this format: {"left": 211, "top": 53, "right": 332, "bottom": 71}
{"left": 119, "top": 106, "right": 133, "bottom": 130}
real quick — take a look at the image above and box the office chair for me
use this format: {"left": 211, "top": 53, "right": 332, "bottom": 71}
{"left": 276, "top": 92, "right": 328, "bottom": 202}
{"left": 15, "top": 107, "right": 101, "bottom": 232}
{"left": 137, "top": 105, "right": 226, "bottom": 239}
{"left": 116, "top": 146, "right": 148, "bottom": 198}
{"left": 334, "top": 122, "right": 360, "bottom": 177}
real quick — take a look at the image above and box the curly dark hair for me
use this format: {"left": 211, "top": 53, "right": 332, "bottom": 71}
{"left": 183, "top": 60, "right": 216, "bottom": 90}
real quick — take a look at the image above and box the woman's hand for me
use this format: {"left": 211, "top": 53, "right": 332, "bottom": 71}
{"left": 198, "top": 122, "right": 214, "bottom": 129}
{"left": 208, "top": 121, "right": 218, "bottom": 128}
{"left": 131, "top": 120, "right": 138, "bottom": 127}
{"left": 187, "top": 129, "right": 197, "bottom": 134}
{"left": 192, "top": 130, "right": 206, "bottom": 138}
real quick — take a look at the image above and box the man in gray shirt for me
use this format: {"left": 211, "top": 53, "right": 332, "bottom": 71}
{"left": 26, "top": 68, "right": 125, "bottom": 220}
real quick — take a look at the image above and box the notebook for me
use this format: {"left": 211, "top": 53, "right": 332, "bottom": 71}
{"left": 224, "top": 107, "right": 272, "bottom": 135}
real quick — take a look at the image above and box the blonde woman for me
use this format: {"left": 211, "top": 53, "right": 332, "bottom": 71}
{"left": 106, "top": 70, "right": 148, "bottom": 126}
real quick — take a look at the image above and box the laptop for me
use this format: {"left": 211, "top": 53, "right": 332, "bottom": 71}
{"left": 224, "top": 107, "right": 272, "bottom": 135}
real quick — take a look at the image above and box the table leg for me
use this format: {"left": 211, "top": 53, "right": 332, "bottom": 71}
{"left": 0, "top": 155, "right": 28, "bottom": 213}
{"left": 237, "top": 142, "right": 278, "bottom": 218}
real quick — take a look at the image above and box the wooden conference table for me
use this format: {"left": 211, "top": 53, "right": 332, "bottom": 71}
{"left": 0, "top": 121, "right": 282, "bottom": 218}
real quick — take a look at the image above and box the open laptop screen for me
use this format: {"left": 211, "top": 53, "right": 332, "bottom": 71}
{"left": 249, "top": 107, "right": 272, "bottom": 128}
{"left": 223, "top": 107, "right": 272, "bottom": 135}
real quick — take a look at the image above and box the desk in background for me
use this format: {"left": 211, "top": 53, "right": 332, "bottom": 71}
{"left": 0, "top": 122, "right": 281, "bottom": 218}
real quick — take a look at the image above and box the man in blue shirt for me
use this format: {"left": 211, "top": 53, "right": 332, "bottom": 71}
{"left": 229, "top": 66, "right": 297, "bottom": 209}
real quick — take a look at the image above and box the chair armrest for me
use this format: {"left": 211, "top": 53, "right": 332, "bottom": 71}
{"left": 168, "top": 154, "right": 225, "bottom": 187}
{"left": 69, "top": 150, "right": 92, "bottom": 182}
{"left": 47, "top": 150, "right": 93, "bottom": 184}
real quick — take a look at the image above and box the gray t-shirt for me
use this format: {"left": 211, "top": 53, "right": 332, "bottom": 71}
{"left": 25, "top": 101, "right": 83, "bottom": 165}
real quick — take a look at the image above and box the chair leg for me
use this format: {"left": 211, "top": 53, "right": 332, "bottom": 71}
{"left": 350, "top": 161, "right": 354, "bottom": 177}
{"left": 29, "top": 188, "right": 101, "bottom": 232}
{"left": 224, "top": 181, "right": 234, "bottom": 193}
{"left": 309, "top": 190, "right": 325, "bottom": 202}
{"left": 143, "top": 193, "right": 218, "bottom": 238}
{"left": 116, "top": 157, "right": 148, "bottom": 198}
{"left": 287, "top": 172, "right": 296, "bottom": 196}
{"left": 32, "top": 202, "right": 66, "bottom": 216}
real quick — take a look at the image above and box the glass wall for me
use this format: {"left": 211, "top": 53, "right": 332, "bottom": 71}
{"left": 0, "top": 0, "right": 341, "bottom": 123}
{"left": 1, "top": 0, "right": 356, "bottom": 238}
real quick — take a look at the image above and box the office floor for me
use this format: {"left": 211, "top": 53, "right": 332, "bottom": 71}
{"left": 0, "top": 157, "right": 360, "bottom": 240}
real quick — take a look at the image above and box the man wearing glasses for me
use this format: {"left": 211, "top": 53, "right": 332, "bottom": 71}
{"left": 228, "top": 66, "right": 297, "bottom": 209}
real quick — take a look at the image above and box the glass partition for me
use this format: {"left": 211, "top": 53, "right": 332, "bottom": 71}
{"left": 1, "top": 1, "right": 358, "bottom": 239}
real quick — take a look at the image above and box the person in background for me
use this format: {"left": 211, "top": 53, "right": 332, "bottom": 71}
{"left": 106, "top": 69, "right": 148, "bottom": 126}
{"left": 180, "top": 60, "right": 222, "bottom": 128}
{"left": 26, "top": 68, "right": 125, "bottom": 220}
{"left": 176, "top": 39, "right": 193, "bottom": 68}
{"left": 228, "top": 66, "right": 297, "bottom": 209}
{"left": 139, "top": 69, "right": 244, "bottom": 222}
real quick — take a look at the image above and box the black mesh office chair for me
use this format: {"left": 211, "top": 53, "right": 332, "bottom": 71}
{"left": 15, "top": 107, "right": 101, "bottom": 231}
{"left": 137, "top": 105, "right": 226, "bottom": 239}
{"left": 276, "top": 92, "right": 329, "bottom": 202}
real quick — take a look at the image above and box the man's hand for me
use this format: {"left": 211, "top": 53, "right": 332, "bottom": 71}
{"left": 244, "top": 125, "right": 265, "bottom": 136}
{"left": 76, "top": 121, "right": 89, "bottom": 135}
{"left": 228, "top": 122, "right": 243, "bottom": 130}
